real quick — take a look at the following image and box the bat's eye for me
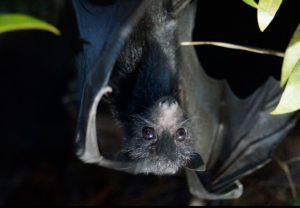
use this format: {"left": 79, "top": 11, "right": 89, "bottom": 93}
{"left": 175, "top": 128, "right": 187, "bottom": 141}
{"left": 142, "top": 127, "right": 156, "bottom": 140}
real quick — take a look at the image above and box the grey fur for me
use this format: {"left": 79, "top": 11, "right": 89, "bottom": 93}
{"left": 122, "top": 97, "right": 194, "bottom": 175}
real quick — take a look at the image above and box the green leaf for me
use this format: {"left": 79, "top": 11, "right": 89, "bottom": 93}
{"left": 0, "top": 13, "right": 60, "bottom": 35}
{"left": 257, "top": 0, "right": 282, "bottom": 32}
{"left": 280, "top": 24, "right": 300, "bottom": 87}
{"left": 272, "top": 58, "right": 300, "bottom": 115}
{"left": 242, "top": 0, "right": 258, "bottom": 8}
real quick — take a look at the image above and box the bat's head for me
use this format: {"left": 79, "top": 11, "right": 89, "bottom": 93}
{"left": 118, "top": 96, "right": 203, "bottom": 175}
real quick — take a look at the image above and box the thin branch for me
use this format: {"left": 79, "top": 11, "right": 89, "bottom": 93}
{"left": 180, "top": 41, "right": 285, "bottom": 58}
{"left": 273, "top": 155, "right": 298, "bottom": 199}
{"left": 285, "top": 156, "right": 300, "bottom": 165}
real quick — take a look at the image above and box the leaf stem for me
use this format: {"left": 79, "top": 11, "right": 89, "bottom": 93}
{"left": 180, "top": 41, "right": 285, "bottom": 58}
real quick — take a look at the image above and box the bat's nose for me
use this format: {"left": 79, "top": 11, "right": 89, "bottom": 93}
{"left": 148, "top": 140, "right": 158, "bottom": 154}
{"left": 155, "top": 133, "right": 176, "bottom": 158}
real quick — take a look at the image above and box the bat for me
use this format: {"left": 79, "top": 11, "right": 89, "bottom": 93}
{"left": 99, "top": 0, "right": 205, "bottom": 175}
{"left": 71, "top": 0, "right": 298, "bottom": 200}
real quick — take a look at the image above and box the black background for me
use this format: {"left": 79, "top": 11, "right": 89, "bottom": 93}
{"left": 0, "top": 0, "right": 299, "bottom": 205}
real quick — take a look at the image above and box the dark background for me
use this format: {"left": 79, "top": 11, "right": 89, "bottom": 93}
{"left": 0, "top": 0, "right": 299, "bottom": 205}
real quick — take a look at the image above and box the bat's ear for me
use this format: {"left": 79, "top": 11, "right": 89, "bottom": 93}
{"left": 185, "top": 153, "right": 206, "bottom": 171}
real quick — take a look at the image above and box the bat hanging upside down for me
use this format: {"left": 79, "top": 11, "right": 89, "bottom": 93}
{"left": 72, "top": 0, "right": 298, "bottom": 200}
{"left": 102, "top": 2, "right": 204, "bottom": 174}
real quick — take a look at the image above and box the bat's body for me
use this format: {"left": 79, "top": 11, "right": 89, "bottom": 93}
{"left": 104, "top": 3, "right": 197, "bottom": 174}
{"left": 72, "top": 0, "right": 298, "bottom": 200}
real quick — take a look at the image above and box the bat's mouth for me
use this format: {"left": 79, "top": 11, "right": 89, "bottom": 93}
{"left": 115, "top": 151, "right": 183, "bottom": 175}
{"left": 135, "top": 157, "right": 184, "bottom": 175}
{"left": 116, "top": 149, "right": 205, "bottom": 175}
{"left": 133, "top": 152, "right": 205, "bottom": 175}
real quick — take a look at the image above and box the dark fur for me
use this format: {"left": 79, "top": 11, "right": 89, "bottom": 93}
{"left": 104, "top": 1, "right": 195, "bottom": 175}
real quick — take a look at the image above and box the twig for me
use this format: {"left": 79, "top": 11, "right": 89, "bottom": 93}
{"left": 180, "top": 41, "right": 285, "bottom": 58}
{"left": 286, "top": 156, "right": 300, "bottom": 165}
{"left": 273, "top": 155, "right": 298, "bottom": 199}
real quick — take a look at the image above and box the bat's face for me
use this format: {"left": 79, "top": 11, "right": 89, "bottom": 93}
{"left": 119, "top": 96, "right": 198, "bottom": 175}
